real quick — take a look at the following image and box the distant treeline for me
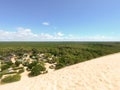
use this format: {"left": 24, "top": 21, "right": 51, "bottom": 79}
{"left": 0, "top": 42, "right": 120, "bottom": 69}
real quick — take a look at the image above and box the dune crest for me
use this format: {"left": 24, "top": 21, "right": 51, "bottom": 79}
{"left": 0, "top": 53, "right": 120, "bottom": 90}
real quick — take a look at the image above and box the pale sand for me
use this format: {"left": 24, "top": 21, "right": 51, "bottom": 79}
{"left": 0, "top": 53, "right": 120, "bottom": 90}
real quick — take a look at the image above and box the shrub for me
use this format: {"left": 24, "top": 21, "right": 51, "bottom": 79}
{"left": 11, "top": 64, "right": 16, "bottom": 68}
{"left": 49, "top": 65, "right": 55, "bottom": 69}
{"left": 0, "top": 73, "right": 3, "bottom": 78}
{"left": 27, "top": 61, "right": 37, "bottom": 70}
{"left": 15, "top": 61, "right": 22, "bottom": 67}
{"left": 18, "top": 69, "right": 24, "bottom": 74}
{"left": 22, "top": 62, "right": 29, "bottom": 66}
{"left": 55, "top": 63, "right": 65, "bottom": 69}
{"left": 47, "top": 59, "right": 56, "bottom": 64}
{"left": 1, "top": 74, "right": 21, "bottom": 84}
{"left": 1, "top": 64, "right": 10, "bottom": 71}
{"left": 12, "top": 67, "right": 24, "bottom": 70}
{"left": 5, "top": 61, "right": 13, "bottom": 66}
{"left": 29, "top": 64, "right": 46, "bottom": 76}
{"left": 4, "top": 71, "right": 17, "bottom": 75}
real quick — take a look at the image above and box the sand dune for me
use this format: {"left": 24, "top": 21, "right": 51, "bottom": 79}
{"left": 0, "top": 53, "right": 120, "bottom": 90}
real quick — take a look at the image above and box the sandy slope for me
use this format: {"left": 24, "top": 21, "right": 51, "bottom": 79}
{"left": 0, "top": 53, "right": 120, "bottom": 90}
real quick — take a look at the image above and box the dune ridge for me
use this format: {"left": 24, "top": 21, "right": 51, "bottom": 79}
{"left": 0, "top": 53, "right": 120, "bottom": 90}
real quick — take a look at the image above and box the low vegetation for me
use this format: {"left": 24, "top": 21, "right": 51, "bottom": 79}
{"left": 1, "top": 74, "right": 21, "bottom": 84}
{"left": 29, "top": 63, "right": 46, "bottom": 76}
{"left": 0, "top": 42, "right": 120, "bottom": 84}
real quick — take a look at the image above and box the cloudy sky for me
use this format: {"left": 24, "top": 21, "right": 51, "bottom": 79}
{"left": 0, "top": 0, "right": 120, "bottom": 41}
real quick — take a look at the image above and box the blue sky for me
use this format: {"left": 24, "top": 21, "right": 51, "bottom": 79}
{"left": 0, "top": 0, "right": 120, "bottom": 41}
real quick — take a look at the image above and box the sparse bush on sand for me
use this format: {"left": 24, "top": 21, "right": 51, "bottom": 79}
{"left": 29, "top": 64, "right": 46, "bottom": 76}
{"left": 1, "top": 74, "right": 21, "bottom": 84}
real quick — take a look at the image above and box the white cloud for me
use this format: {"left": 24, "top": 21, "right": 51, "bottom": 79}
{"left": 42, "top": 22, "right": 49, "bottom": 26}
{"left": 55, "top": 32, "right": 64, "bottom": 37}
{"left": 65, "top": 35, "right": 118, "bottom": 41}
{"left": 0, "top": 27, "right": 65, "bottom": 41}
{"left": 39, "top": 33, "right": 53, "bottom": 39}
{"left": 0, "top": 27, "right": 119, "bottom": 41}
{"left": 0, "top": 27, "right": 38, "bottom": 41}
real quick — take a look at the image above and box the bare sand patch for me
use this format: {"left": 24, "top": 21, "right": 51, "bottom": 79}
{"left": 0, "top": 53, "right": 120, "bottom": 90}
